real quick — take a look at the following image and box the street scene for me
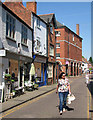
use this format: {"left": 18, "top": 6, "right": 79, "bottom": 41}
{"left": 0, "top": 0, "right": 92, "bottom": 119}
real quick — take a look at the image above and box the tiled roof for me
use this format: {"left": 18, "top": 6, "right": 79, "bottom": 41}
{"left": 56, "top": 20, "right": 64, "bottom": 28}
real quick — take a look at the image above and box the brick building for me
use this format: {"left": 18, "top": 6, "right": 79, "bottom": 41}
{"left": 55, "top": 21, "right": 82, "bottom": 78}
{"left": 39, "top": 14, "right": 57, "bottom": 84}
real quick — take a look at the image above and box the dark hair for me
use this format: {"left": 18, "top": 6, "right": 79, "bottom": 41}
{"left": 59, "top": 72, "right": 65, "bottom": 79}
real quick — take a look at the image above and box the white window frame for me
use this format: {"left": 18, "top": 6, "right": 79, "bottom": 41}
{"left": 56, "top": 53, "right": 60, "bottom": 58}
{"left": 73, "top": 34, "right": 74, "bottom": 41}
{"left": 21, "top": 25, "right": 28, "bottom": 45}
{"left": 56, "top": 43, "right": 60, "bottom": 48}
{"left": 49, "top": 45, "right": 54, "bottom": 56}
{"left": 55, "top": 31, "right": 61, "bottom": 37}
{"left": 6, "top": 13, "right": 15, "bottom": 39}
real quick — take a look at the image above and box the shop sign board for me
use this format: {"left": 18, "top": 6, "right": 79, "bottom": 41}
{"left": 0, "top": 50, "right": 6, "bottom": 57}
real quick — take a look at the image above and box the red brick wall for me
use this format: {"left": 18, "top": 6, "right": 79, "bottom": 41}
{"left": 56, "top": 27, "right": 82, "bottom": 62}
{"left": 48, "top": 20, "right": 56, "bottom": 63}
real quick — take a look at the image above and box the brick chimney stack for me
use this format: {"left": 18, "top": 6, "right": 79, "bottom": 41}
{"left": 26, "top": 1, "right": 37, "bottom": 14}
{"left": 76, "top": 24, "right": 79, "bottom": 36}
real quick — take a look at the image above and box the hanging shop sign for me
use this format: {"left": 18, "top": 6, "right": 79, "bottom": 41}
{"left": 0, "top": 50, "right": 6, "bottom": 57}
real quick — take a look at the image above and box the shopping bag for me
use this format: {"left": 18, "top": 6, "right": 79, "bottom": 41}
{"left": 67, "top": 93, "right": 75, "bottom": 104}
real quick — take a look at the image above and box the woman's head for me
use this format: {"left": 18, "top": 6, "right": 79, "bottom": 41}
{"left": 59, "top": 72, "right": 66, "bottom": 79}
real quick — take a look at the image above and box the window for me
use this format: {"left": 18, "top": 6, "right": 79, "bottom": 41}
{"left": 55, "top": 31, "right": 61, "bottom": 36}
{"left": 37, "top": 18, "right": 40, "bottom": 28}
{"left": 21, "top": 25, "right": 27, "bottom": 45}
{"left": 73, "top": 35, "right": 74, "bottom": 41}
{"left": 49, "top": 45, "right": 54, "bottom": 56}
{"left": 56, "top": 53, "right": 60, "bottom": 58}
{"left": 35, "top": 37, "right": 41, "bottom": 52}
{"left": 50, "top": 24, "right": 53, "bottom": 34}
{"left": 48, "top": 65, "right": 53, "bottom": 78}
{"left": 56, "top": 43, "right": 60, "bottom": 48}
{"left": 6, "top": 13, "right": 15, "bottom": 39}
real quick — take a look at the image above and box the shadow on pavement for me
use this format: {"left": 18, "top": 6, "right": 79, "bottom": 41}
{"left": 56, "top": 105, "right": 74, "bottom": 111}
{"left": 66, "top": 106, "right": 74, "bottom": 111}
{"left": 89, "top": 110, "right": 93, "bottom": 112}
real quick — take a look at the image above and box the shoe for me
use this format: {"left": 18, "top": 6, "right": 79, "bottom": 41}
{"left": 63, "top": 108, "right": 66, "bottom": 112}
{"left": 60, "top": 111, "right": 62, "bottom": 115}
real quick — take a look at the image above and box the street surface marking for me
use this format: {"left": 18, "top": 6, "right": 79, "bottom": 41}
{"left": 0, "top": 80, "right": 74, "bottom": 118}
{"left": 0, "top": 89, "right": 56, "bottom": 118}
{"left": 87, "top": 87, "right": 91, "bottom": 119}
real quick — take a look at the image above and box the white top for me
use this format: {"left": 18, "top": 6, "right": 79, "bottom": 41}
{"left": 58, "top": 78, "right": 70, "bottom": 92}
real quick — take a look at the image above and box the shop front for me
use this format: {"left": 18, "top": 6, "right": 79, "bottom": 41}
{"left": 1, "top": 51, "right": 32, "bottom": 101}
{"left": 34, "top": 55, "right": 47, "bottom": 87}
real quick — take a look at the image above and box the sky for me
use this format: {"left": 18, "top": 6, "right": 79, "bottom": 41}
{"left": 36, "top": 2, "right": 91, "bottom": 60}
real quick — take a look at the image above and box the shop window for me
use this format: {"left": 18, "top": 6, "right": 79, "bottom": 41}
{"left": 48, "top": 65, "right": 53, "bottom": 78}
{"left": 21, "top": 25, "right": 27, "bottom": 45}
{"left": 49, "top": 45, "right": 54, "bottom": 56}
{"left": 56, "top": 43, "right": 60, "bottom": 48}
{"left": 6, "top": 13, "right": 15, "bottom": 39}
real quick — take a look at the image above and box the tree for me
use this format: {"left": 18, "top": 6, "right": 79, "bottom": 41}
{"left": 89, "top": 57, "right": 93, "bottom": 64}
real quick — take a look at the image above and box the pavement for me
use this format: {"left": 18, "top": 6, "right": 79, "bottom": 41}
{"left": 0, "top": 75, "right": 83, "bottom": 114}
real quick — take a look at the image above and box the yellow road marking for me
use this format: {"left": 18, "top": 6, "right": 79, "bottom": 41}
{"left": 87, "top": 87, "right": 91, "bottom": 119}
{"left": 0, "top": 89, "right": 56, "bottom": 118}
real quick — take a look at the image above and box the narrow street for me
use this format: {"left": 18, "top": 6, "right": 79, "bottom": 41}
{"left": 1, "top": 76, "right": 92, "bottom": 119}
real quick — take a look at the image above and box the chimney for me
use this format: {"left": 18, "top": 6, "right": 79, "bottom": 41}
{"left": 5, "top": 0, "right": 23, "bottom": 4}
{"left": 76, "top": 24, "right": 79, "bottom": 36}
{"left": 26, "top": 1, "right": 37, "bottom": 14}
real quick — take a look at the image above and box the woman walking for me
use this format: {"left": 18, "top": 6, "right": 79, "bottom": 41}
{"left": 56, "top": 72, "right": 71, "bottom": 115}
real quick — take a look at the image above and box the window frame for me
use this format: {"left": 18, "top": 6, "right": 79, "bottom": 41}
{"left": 55, "top": 31, "right": 61, "bottom": 37}
{"left": 56, "top": 53, "right": 60, "bottom": 58}
{"left": 56, "top": 43, "right": 60, "bottom": 48}
{"left": 21, "top": 24, "right": 28, "bottom": 45}
{"left": 50, "top": 24, "right": 53, "bottom": 34}
{"left": 49, "top": 44, "right": 54, "bottom": 57}
{"left": 48, "top": 64, "right": 53, "bottom": 78}
{"left": 6, "top": 13, "right": 15, "bottom": 40}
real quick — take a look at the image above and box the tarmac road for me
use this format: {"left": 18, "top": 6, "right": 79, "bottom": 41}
{"left": 1, "top": 76, "right": 92, "bottom": 119}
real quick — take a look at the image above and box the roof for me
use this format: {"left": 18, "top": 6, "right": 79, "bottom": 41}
{"left": 3, "top": 2, "right": 31, "bottom": 26}
{"left": 2, "top": 2, "right": 33, "bottom": 31}
{"left": 39, "top": 13, "right": 57, "bottom": 28}
{"left": 56, "top": 20, "right": 64, "bottom": 28}
{"left": 56, "top": 20, "right": 83, "bottom": 40}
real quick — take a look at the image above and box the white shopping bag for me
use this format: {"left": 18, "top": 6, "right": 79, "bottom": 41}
{"left": 67, "top": 94, "right": 75, "bottom": 104}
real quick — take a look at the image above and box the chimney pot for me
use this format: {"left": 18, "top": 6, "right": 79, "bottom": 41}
{"left": 76, "top": 24, "right": 79, "bottom": 36}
